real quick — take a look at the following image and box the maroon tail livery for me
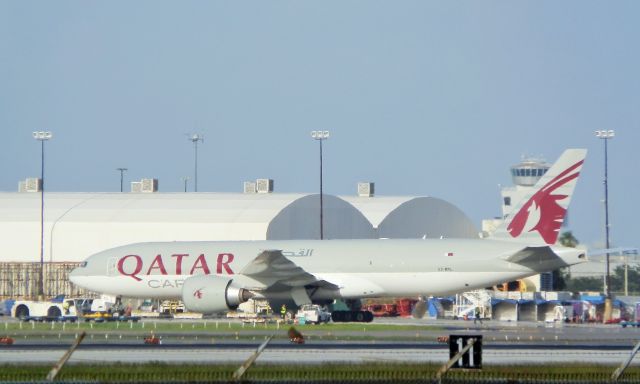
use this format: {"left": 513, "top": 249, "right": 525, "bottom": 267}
{"left": 493, "top": 149, "right": 586, "bottom": 245}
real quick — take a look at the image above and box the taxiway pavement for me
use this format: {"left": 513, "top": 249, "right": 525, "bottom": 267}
{"left": 1, "top": 318, "right": 639, "bottom": 366}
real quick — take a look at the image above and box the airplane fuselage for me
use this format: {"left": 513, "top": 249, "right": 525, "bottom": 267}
{"left": 70, "top": 238, "right": 580, "bottom": 301}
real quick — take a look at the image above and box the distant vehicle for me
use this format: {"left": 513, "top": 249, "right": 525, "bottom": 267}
{"left": 75, "top": 298, "right": 113, "bottom": 314}
{"left": 296, "top": 304, "right": 331, "bottom": 324}
{"left": 12, "top": 297, "right": 82, "bottom": 321}
{"left": 0, "top": 300, "right": 14, "bottom": 316}
{"left": 159, "top": 300, "right": 185, "bottom": 314}
{"left": 70, "top": 150, "right": 588, "bottom": 322}
{"left": 11, "top": 297, "right": 137, "bottom": 322}
{"left": 11, "top": 295, "right": 97, "bottom": 321}
{"left": 365, "top": 303, "right": 399, "bottom": 317}
{"left": 139, "top": 299, "right": 156, "bottom": 312}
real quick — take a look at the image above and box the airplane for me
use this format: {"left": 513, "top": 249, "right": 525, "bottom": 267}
{"left": 70, "top": 149, "right": 587, "bottom": 322}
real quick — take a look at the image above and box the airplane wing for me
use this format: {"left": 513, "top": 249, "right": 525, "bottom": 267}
{"left": 239, "top": 250, "right": 339, "bottom": 292}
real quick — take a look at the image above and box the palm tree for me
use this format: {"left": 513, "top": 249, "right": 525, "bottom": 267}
{"left": 558, "top": 231, "right": 579, "bottom": 248}
{"left": 553, "top": 231, "right": 580, "bottom": 290}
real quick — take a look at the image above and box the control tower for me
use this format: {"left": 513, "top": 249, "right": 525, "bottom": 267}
{"left": 501, "top": 157, "right": 551, "bottom": 217}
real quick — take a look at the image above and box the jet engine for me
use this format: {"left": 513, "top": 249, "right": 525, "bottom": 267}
{"left": 182, "top": 275, "right": 253, "bottom": 314}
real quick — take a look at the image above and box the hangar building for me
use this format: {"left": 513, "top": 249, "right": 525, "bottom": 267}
{"left": 0, "top": 190, "right": 477, "bottom": 299}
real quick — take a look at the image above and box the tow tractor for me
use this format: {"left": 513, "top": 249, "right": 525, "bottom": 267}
{"left": 12, "top": 296, "right": 79, "bottom": 322}
{"left": 11, "top": 296, "right": 139, "bottom": 322}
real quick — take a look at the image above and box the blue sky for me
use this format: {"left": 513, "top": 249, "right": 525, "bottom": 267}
{"left": 1, "top": 1, "right": 638, "bottom": 249}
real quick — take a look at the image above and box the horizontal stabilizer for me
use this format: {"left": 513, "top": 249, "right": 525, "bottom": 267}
{"left": 505, "top": 246, "right": 568, "bottom": 271}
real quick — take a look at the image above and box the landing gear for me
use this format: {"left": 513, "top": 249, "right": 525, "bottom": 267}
{"left": 331, "top": 310, "right": 373, "bottom": 323}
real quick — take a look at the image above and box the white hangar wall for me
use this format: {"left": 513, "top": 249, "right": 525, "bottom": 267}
{"left": 0, "top": 192, "right": 376, "bottom": 264}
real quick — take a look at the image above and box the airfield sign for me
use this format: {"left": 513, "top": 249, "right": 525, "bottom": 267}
{"left": 449, "top": 334, "right": 482, "bottom": 369}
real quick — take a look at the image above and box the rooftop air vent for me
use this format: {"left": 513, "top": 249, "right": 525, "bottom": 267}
{"left": 357, "top": 182, "right": 374, "bottom": 197}
{"left": 256, "top": 179, "right": 274, "bottom": 194}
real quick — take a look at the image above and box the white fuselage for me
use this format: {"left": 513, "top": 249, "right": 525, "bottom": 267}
{"left": 69, "top": 238, "right": 583, "bottom": 301}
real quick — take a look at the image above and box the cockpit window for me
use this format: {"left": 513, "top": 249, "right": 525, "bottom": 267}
{"left": 80, "top": 261, "right": 87, "bottom": 268}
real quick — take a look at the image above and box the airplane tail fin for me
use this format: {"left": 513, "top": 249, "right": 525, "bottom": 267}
{"left": 490, "top": 149, "right": 587, "bottom": 246}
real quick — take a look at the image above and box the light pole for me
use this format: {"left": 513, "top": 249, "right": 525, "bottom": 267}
{"left": 311, "top": 130, "right": 329, "bottom": 240}
{"left": 187, "top": 133, "right": 204, "bottom": 192}
{"left": 33, "top": 131, "right": 52, "bottom": 299}
{"left": 180, "top": 176, "right": 190, "bottom": 193}
{"left": 116, "top": 168, "right": 128, "bottom": 192}
{"left": 596, "top": 129, "right": 614, "bottom": 321}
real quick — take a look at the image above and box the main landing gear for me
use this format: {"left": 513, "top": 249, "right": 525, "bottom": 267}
{"left": 331, "top": 310, "right": 374, "bottom": 323}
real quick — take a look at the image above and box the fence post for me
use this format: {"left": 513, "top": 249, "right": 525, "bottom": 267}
{"left": 232, "top": 334, "right": 273, "bottom": 381}
{"left": 436, "top": 337, "right": 477, "bottom": 383}
{"left": 45, "top": 331, "right": 86, "bottom": 381}
{"left": 612, "top": 340, "right": 640, "bottom": 381}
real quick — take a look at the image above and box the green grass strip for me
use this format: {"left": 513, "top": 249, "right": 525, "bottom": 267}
{"left": 1, "top": 362, "right": 640, "bottom": 382}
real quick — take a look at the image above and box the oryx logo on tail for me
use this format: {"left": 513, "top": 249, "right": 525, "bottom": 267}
{"left": 490, "top": 149, "right": 587, "bottom": 246}
{"left": 507, "top": 159, "right": 584, "bottom": 244}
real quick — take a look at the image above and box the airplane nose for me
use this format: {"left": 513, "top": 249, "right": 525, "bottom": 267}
{"left": 69, "top": 261, "right": 88, "bottom": 285}
{"left": 68, "top": 266, "right": 80, "bottom": 284}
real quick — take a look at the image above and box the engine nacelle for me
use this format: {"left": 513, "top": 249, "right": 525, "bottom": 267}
{"left": 182, "top": 275, "right": 253, "bottom": 314}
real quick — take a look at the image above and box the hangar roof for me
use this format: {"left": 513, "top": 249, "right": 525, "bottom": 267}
{"left": 341, "top": 196, "right": 478, "bottom": 239}
{"left": 340, "top": 196, "right": 416, "bottom": 228}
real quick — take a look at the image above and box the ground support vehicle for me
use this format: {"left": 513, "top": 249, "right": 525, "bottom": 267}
{"left": 159, "top": 300, "right": 185, "bottom": 314}
{"left": 621, "top": 321, "right": 640, "bottom": 328}
{"left": 11, "top": 299, "right": 77, "bottom": 322}
{"left": 296, "top": 304, "right": 331, "bottom": 324}
{"left": 364, "top": 303, "right": 399, "bottom": 317}
{"left": 11, "top": 297, "right": 127, "bottom": 322}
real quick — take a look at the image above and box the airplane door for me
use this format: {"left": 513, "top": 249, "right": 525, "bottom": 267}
{"left": 107, "top": 257, "right": 118, "bottom": 276}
